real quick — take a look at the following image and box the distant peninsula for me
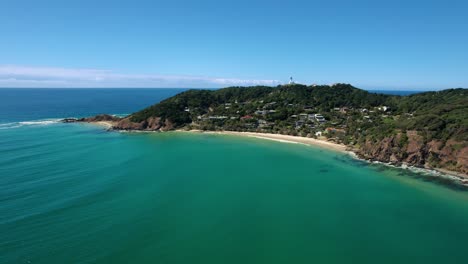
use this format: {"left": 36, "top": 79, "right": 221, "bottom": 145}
{"left": 66, "top": 84, "right": 468, "bottom": 178}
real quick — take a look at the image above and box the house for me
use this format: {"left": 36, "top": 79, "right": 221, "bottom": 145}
{"left": 241, "top": 115, "right": 253, "bottom": 120}
{"left": 258, "top": 119, "right": 272, "bottom": 128}
{"left": 299, "top": 113, "right": 308, "bottom": 121}
{"left": 339, "top": 107, "right": 349, "bottom": 114}
{"left": 378, "top": 106, "right": 390, "bottom": 112}
{"left": 315, "top": 131, "right": 323, "bottom": 137}
{"left": 264, "top": 102, "right": 277, "bottom": 108}
{"left": 208, "top": 116, "right": 228, "bottom": 120}
{"left": 314, "top": 114, "right": 326, "bottom": 123}
{"left": 198, "top": 115, "right": 214, "bottom": 121}
{"left": 295, "top": 121, "right": 304, "bottom": 129}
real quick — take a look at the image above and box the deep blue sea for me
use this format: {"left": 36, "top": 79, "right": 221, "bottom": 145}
{"left": 1, "top": 88, "right": 468, "bottom": 264}
{"left": 0, "top": 88, "right": 188, "bottom": 124}
{"left": 369, "top": 90, "right": 424, "bottom": 96}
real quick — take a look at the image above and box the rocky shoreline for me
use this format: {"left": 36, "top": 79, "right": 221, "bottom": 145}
{"left": 355, "top": 155, "right": 468, "bottom": 186}
{"left": 63, "top": 114, "right": 175, "bottom": 131}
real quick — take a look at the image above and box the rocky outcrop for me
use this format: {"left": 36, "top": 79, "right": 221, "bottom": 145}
{"left": 111, "top": 116, "right": 175, "bottom": 131}
{"left": 356, "top": 130, "right": 468, "bottom": 175}
{"left": 62, "top": 114, "right": 121, "bottom": 123}
{"left": 64, "top": 114, "right": 175, "bottom": 131}
{"left": 112, "top": 116, "right": 158, "bottom": 130}
{"left": 427, "top": 139, "right": 468, "bottom": 174}
{"left": 79, "top": 114, "right": 121, "bottom": 122}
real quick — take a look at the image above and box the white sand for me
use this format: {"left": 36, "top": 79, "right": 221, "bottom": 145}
{"left": 94, "top": 121, "right": 116, "bottom": 128}
{"left": 179, "top": 130, "right": 348, "bottom": 153}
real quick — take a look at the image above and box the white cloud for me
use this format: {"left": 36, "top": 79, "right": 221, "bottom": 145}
{"left": 0, "top": 65, "right": 281, "bottom": 88}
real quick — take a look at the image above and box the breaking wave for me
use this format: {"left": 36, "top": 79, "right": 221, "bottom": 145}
{"left": 0, "top": 119, "right": 63, "bottom": 130}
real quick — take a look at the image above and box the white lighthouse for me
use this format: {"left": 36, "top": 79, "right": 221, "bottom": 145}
{"left": 289, "top": 76, "right": 295, "bottom": 85}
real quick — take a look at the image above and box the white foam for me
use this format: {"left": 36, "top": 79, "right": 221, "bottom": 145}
{"left": 0, "top": 122, "right": 16, "bottom": 127}
{"left": 18, "top": 120, "right": 60, "bottom": 126}
{"left": 0, "top": 125, "right": 21, "bottom": 130}
{"left": 0, "top": 119, "right": 62, "bottom": 130}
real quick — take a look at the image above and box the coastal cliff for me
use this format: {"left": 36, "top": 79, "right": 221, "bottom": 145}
{"left": 112, "top": 117, "right": 175, "bottom": 131}
{"left": 356, "top": 131, "right": 468, "bottom": 175}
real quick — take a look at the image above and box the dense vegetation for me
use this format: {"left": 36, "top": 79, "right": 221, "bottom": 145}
{"left": 131, "top": 84, "right": 390, "bottom": 124}
{"left": 129, "top": 84, "right": 467, "bottom": 143}
{"left": 395, "top": 89, "right": 467, "bottom": 141}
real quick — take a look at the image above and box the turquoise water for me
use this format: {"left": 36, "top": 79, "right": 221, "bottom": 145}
{"left": 1, "top": 89, "right": 468, "bottom": 263}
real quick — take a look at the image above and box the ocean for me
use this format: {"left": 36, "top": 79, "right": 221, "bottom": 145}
{"left": 368, "top": 90, "right": 425, "bottom": 96}
{"left": 1, "top": 88, "right": 468, "bottom": 264}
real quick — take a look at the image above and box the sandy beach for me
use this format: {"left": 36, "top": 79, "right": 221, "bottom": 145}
{"left": 92, "top": 121, "right": 116, "bottom": 129}
{"left": 179, "top": 130, "right": 348, "bottom": 153}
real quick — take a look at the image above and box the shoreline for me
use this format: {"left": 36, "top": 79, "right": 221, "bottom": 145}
{"left": 86, "top": 121, "right": 116, "bottom": 129}
{"left": 84, "top": 122, "right": 468, "bottom": 185}
{"left": 178, "top": 130, "right": 348, "bottom": 153}
{"left": 86, "top": 121, "right": 347, "bottom": 153}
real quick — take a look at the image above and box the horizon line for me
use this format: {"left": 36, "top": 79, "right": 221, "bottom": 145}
{"left": 0, "top": 86, "right": 462, "bottom": 91}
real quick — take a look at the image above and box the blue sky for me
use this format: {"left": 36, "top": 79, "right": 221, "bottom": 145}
{"left": 1, "top": 0, "right": 467, "bottom": 89}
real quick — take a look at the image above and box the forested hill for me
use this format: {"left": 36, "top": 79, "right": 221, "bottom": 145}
{"left": 128, "top": 84, "right": 466, "bottom": 139}
{"left": 130, "top": 84, "right": 392, "bottom": 126}
{"left": 99, "top": 84, "right": 467, "bottom": 174}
